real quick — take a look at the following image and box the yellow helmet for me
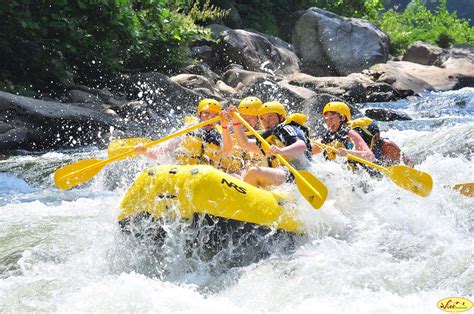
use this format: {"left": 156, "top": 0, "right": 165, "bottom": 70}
{"left": 238, "top": 97, "right": 263, "bottom": 116}
{"left": 197, "top": 98, "right": 222, "bottom": 114}
{"left": 258, "top": 101, "right": 286, "bottom": 118}
{"left": 322, "top": 101, "right": 351, "bottom": 122}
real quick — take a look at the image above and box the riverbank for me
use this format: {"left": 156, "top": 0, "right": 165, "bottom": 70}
{"left": 1, "top": 26, "right": 473, "bottom": 154}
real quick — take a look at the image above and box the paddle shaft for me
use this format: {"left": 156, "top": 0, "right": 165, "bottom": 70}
{"left": 313, "top": 141, "right": 389, "bottom": 175}
{"left": 55, "top": 116, "right": 221, "bottom": 188}
{"left": 102, "top": 116, "right": 220, "bottom": 165}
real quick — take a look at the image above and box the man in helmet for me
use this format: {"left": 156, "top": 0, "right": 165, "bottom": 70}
{"left": 137, "top": 98, "right": 233, "bottom": 168}
{"left": 312, "top": 101, "right": 375, "bottom": 162}
{"left": 238, "top": 97, "right": 263, "bottom": 129}
{"left": 230, "top": 101, "right": 313, "bottom": 187}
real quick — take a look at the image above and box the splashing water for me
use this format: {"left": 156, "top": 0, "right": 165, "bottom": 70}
{"left": 0, "top": 89, "right": 473, "bottom": 312}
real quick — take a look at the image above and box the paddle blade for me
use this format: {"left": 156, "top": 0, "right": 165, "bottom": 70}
{"left": 294, "top": 170, "right": 328, "bottom": 209}
{"left": 54, "top": 159, "right": 105, "bottom": 190}
{"left": 386, "top": 165, "right": 433, "bottom": 197}
{"left": 452, "top": 183, "right": 474, "bottom": 197}
{"left": 108, "top": 138, "right": 152, "bottom": 159}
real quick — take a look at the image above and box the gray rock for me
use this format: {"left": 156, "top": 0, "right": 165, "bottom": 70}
{"left": 0, "top": 91, "right": 125, "bottom": 152}
{"left": 365, "top": 108, "right": 412, "bottom": 121}
{"left": 402, "top": 41, "right": 447, "bottom": 66}
{"left": 286, "top": 72, "right": 367, "bottom": 102}
{"left": 367, "top": 62, "right": 434, "bottom": 95}
{"left": 67, "top": 89, "right": 102, "bottom": 105}
{"left": 240, "top": 76, "right": 316, "bottom": 110}
{"left": 170, "top": 74, "right": 215, "bottom": 91}
{"left": 222, "top": 67, "right": 275, "bottom": 89}
{"left": 117, "top": 72, "right": 203, "bottom": 117}
{"left": 216, "top": 29, "right": 300, "bottom": 75}
{"left": 292, "top": 7, "right": 389, "bottom": 76}
{"left": 181, "top": 63, "right": 220, "bottom": 83}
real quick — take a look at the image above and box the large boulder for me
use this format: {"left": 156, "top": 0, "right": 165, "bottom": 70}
{"left": 216, "top": 29, "right": 300, "bottom": 75}
{"left": 116, "top": 72, "right": 203, "bottom": 118}
{"left": 286, "top": 72, "right": 367, "bottom": 103}
{"left": 239, "top": 77, "right": 317, "bottom": 110}
{"left": 292, "top": 7, "right": 389, "bottom": 76}
{"left": 365, "top": 108, "right": 412, "bottom": 121}
{"left": 222, "top": 66, "right": 275, "bottom": 90}
{"left": 0, "top": 91, "right": 126, "bottom": 153}
{"left": 377, "top": 59, "right": 474, "bottom": 91}
{"left": 402, "top": 41, "right": 447, "bottom": 66}
{"left": 366, "top": 62, "right": 434, "bottom": 95}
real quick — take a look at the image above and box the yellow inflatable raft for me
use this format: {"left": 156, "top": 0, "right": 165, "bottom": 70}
{"left": 118, "top": 164, "right": 303, "bottom": 234}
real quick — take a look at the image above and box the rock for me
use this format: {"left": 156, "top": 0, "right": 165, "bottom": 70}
{"left": 67, "top": 89, "right": 102, "bottom": 105}
{"left": 191, "top": 46, "right": 218, "bottom": 69}
{"left": 367, "top": 62, "right": 434, "bottom": 95}
{"left": 452, "top": 74, "right": 474, "bottom": 89}
{"left": 170, "top": 74, "right": 215, "bottom": 91}
{"left": 391, "top": 59, "right": 473, "bottom": 91}
{"left": 216, "top": 29, "right": 300, "bottom": 75}
{"left": 117, "top": 72, "right": 203, "bottom": 116}
{"left": 222, "top": 67, "right": 275, "bottom": 89}
{"left": 240, "top": 76, "right": 316, "bottom": 109}
{"left": 69, "top": 84, "right": 127, "bottom": 107}
{"left": 286, "top": 73, "right": 367, "bottom": 103}
{"left": 0, "top": 91, "right": 126, "bottom": 152}
{"left": 365, "top": 108, "right": 412, "bottom": 121}
{"left": 402, "top": 41, "right": 447, "bottom": 66}
{"left": 292, "top": 7, "right": 389, "bottom": 76}
{"left": 181, "top": 63, "right": 220, "bottom": 83}
{"left": 215, "top": 80, "right": 237, "bottom": 96}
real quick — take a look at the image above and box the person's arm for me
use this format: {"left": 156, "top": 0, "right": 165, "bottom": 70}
{"left": 135, "top": 135, "right": 182, "bottom": 159}
{"left": 230, "top": 107, "right": 260, "bottom": 153}
{"left": 269, "top": 139, "right": 307, "bottom": 158}
{"left": 311, "top": 140, "right": 323, "bottom": 154}
{"left": 338, "top": 130, "right": 375, "bottom": 161}
{"left": 220, "top": 111, "right": 233, "bottom": 153}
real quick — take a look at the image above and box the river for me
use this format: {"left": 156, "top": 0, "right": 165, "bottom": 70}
{"left": 1, "top": 88, "right": 473, "bottom": 312}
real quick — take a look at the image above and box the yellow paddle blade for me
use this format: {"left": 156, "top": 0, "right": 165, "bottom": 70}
{"left": 54, "top": 159, "right": 105, "bottom": 190}
{"left": 108, "top": 138, "right": 152, "bottom": 159}
{"left": 385, "top": 165, "right": 433, "bottom": 197}
{"left": 452, "top": 183, "right": 474, "bottom": 197}
{"left": 295, "top": 170, "right": 328, "bottom": 209}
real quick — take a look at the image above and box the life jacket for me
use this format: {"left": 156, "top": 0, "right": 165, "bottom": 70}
{"left": 259, "top": 114, "right": 312, "bottom": 168}
{"left": 320, "top": 119, "right": 382, "bottom": 177}
{"left": 320, "top": 124, "right": 353, "bottom": 161}
{"left": 175, "top": 127, "right": 222, "bottom": 167}
{"left": 349, "top": 117, "right": 380, "bottom": 151}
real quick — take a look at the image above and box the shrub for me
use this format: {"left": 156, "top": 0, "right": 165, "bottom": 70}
{"left": 378, "top": 0, "right": 474, "bottom": 54}
{"left": 0, "top": 0, "right": 228, "bottom": 95}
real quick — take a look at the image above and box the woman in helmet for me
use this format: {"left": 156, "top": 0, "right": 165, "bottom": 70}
{"left": 238, "top": 97, "right": 263, "bottom": 129}
{"left": 137, "top": 98, "right": 233, "bottom": 168}
{"left": 312, "top": 102, "right": 375, "bottom": 162}
{"left": 231, "top": 101, "right": 312, "bottom": 187}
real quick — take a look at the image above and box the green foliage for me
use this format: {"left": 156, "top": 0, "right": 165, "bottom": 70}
{"left": 378, "top": 0, "right": 474, "bottom": 54}
{"left": 0, "top": 0, "right": 228, "bottom": 95}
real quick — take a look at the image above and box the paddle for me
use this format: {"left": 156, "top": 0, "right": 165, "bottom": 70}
{"left": 233, "top": 113, "right": 328, "bottom": 209}
{"left": 312, "top": 141, "right": 433, "bottom": 197}
{"left": 54, "top": 116, "right": 221, "bottom": 190}
{"left": 107, "top": 130, "right": 264, "bottom": 159}
{"left": 452, "top": 183, "right": 474, "bottom": 197}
